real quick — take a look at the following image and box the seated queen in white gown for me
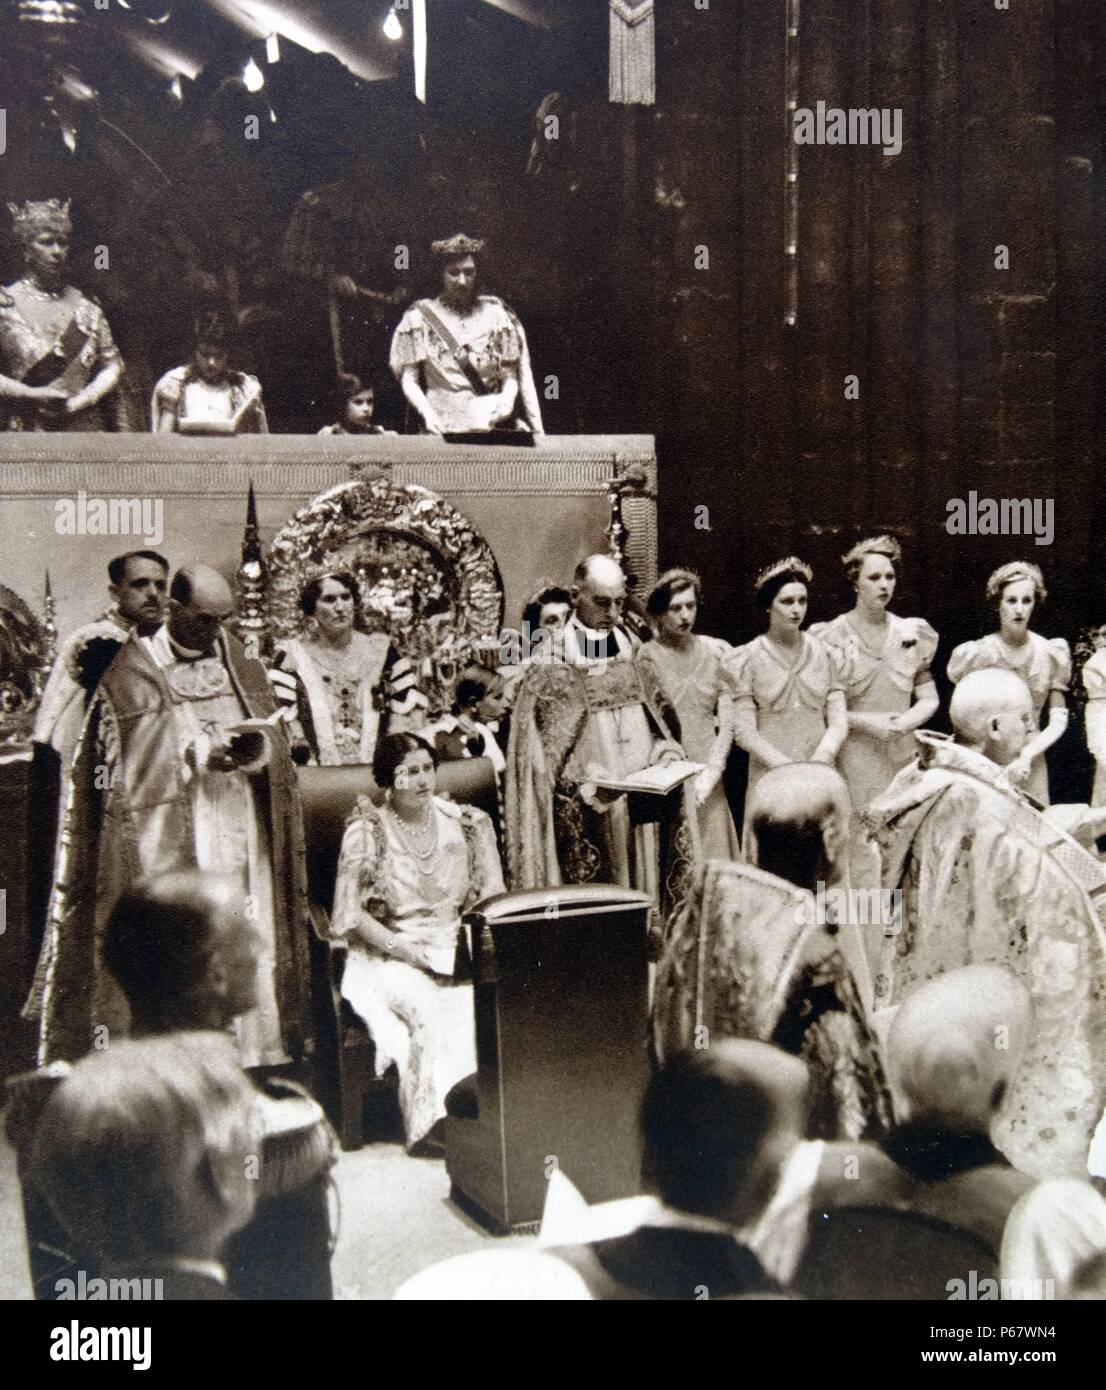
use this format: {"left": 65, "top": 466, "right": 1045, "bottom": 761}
{"left": 328, "top": 733, "right": 505, "bottom": 1151}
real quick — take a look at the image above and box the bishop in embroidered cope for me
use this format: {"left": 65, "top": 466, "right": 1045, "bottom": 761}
{"left": 27, "top": 566, "right": 313, "bottom": 1068}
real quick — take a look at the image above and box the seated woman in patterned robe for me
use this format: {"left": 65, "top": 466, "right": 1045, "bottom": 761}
{"left": 654, "top": 763, "right": 891, "bottom": 1144}
{"left": 329, "top": 734, "right": 505, "bottom": 1151}
{"left": 268, "top": 571, "right": 425, "bottom": 767}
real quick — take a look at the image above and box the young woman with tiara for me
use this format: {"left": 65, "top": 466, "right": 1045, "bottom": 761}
{"left": 947, "top": 561, "right": 1070, "bottom": 804}
{"left": 637, "top": 568, "right": 741, "bottom": 860}
{"left": 809, "top": 535, "right": 939, "bottom": 811}
{"left": 724, "top": 558, "right": 848, "bottom": 847}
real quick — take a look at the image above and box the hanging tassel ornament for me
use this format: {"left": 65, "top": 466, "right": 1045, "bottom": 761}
{"left": 609, "top": 0, "right": 655, "bottom": 107}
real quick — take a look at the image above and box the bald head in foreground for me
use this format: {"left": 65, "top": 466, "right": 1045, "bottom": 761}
{"left": 950, "top": 667, "right": 1036, "bottom": 768}
{"left": 887, "top": 964, "right": 1033, "bottom": 1133}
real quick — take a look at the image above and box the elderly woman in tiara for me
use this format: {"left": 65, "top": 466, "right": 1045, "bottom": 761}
{"left": 389, "top": 234, "right": 543, "bottom": 436}
{"left": 947, "top": 561, "right": 1070, "bottom": 804}
{"left": 0, "top": 199, "right": 123, "bottom": 431}
{"left": 636, "top": 568, "right": 740, "bottom": 859}
{"left": 809, "top": 536, "right": 939, "bottom": 811}
{"left": 724, "top": 559, "right": 848, "bottom": 847}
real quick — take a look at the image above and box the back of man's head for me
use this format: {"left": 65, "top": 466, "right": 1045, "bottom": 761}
{"left": 104, "top": 872, "right": 256, "bottom": 1034}
{"left": 32, "top": 1032, "right": 261, "bottom": 1268}
{"left": 748, "top": 763, "right": 852, "bottom": 891}
{"left": 888, "top": 965, "right": 1033, "bottom": 1132}
{"left": 643, "top": 1040, "right": 808, "bottom": 1227}
{"left": 950, "top": 668, "right": 1033, "bottom": 759}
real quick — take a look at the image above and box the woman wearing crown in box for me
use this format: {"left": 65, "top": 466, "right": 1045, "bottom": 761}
{"left": 0, "top": 199, "right": 123, "bottom": 431}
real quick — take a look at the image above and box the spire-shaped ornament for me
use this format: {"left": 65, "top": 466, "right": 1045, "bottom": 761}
{"left": 235, "top": 481, "right": 270, "bottom": 661}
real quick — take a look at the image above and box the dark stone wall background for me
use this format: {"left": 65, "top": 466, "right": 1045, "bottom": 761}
{"left": 1, "top": 0, "right": 1103, "bottom": 793}
{"left": 650, "top": 0, "right": 1105, "bottom": 799}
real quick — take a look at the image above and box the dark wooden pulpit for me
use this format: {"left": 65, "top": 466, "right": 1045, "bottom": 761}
{"left": 446, "top": 885, "right": 652, "bottom": 1233}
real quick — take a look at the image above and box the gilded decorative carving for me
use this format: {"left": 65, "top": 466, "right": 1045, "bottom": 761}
{"left": 267, "top": 475, "right": 505, "bottom": 713}
{"left": 0, "top": 581, "right": 49, "bottom": 743}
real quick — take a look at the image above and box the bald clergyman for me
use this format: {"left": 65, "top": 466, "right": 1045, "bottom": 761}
{"left": 28, "top": 564, "right": 313, "bottom": 1069}
{"left": 506, "top": 554, "right": 692, "bottom": 905}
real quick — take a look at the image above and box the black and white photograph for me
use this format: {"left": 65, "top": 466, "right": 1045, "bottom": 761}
{"left": 0, "top": 0, "right": 1102, "bottom": 1343}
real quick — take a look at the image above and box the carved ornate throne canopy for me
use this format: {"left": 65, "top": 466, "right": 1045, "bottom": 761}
{"left": 0, "top": 582, "right": 49, "bottom": 740}
{"left": 267, "top": 476, "right": 505, "bottom": 704}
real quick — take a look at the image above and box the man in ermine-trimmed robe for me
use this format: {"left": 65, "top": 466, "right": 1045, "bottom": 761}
{"left": 27, "top": 564, "right": 312, "bottom": 1068}
{"left": 506, "top": 554, "right": 692, "bottom": 912}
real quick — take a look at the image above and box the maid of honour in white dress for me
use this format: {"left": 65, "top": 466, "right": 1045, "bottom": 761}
{"left": 810, "top": 536, "right": 939, "bottom": 812}
{"left": 948, "top": 561, "right": 1069, "bottom": 806}
{"left": 637, "top": 569, "right": 741, "bottom": 861}
{"left": 724, "top": 558, "right": 849, "bottom": 851}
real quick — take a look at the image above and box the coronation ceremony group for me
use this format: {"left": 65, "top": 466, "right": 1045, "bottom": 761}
{"left": 9, "top": 191, "right": 1106, "bottom": 1303}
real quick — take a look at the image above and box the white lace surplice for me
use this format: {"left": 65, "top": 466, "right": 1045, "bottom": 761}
{"left": 869, "top": 740, "right": 1106, "bottom": 1179}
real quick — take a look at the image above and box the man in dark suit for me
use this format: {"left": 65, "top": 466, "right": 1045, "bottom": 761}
{"left": 552, "top": 1041, "right": 810, "bottom": 1299}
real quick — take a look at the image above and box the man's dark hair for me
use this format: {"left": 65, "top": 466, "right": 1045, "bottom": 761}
{"left": 104, "top": 875, "right": 229, "bottom": 1033}
{"left": 372, "top": 732, "right": 438, "bottom": 790}
{"left": 107, "top": 551, "right": 169, "bottom": 586}
{"left": 169, "top": 569, "right": 193, "bottom": 606}
{"left": 750, "top": 810, "right": 829, "bottom": 894}
{"left": 642, "top": 1049, "right": 777, "bottom": 1220}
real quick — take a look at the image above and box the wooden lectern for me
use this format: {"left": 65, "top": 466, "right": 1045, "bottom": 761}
{"left": 446, "top": 885, "right": 652, "bottom": 1234}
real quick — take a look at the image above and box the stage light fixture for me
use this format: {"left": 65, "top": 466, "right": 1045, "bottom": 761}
{"left": 383, "top": 6, "right": 403, "bottom": 41}
{"left": 243, "top": 57, "right": 265, "bottom": 92}
{"left": 266, "top": 33, "right": 280, "bottom": 63}
{"left": 117, "top": 0, "right": 173, "bottom": 21}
